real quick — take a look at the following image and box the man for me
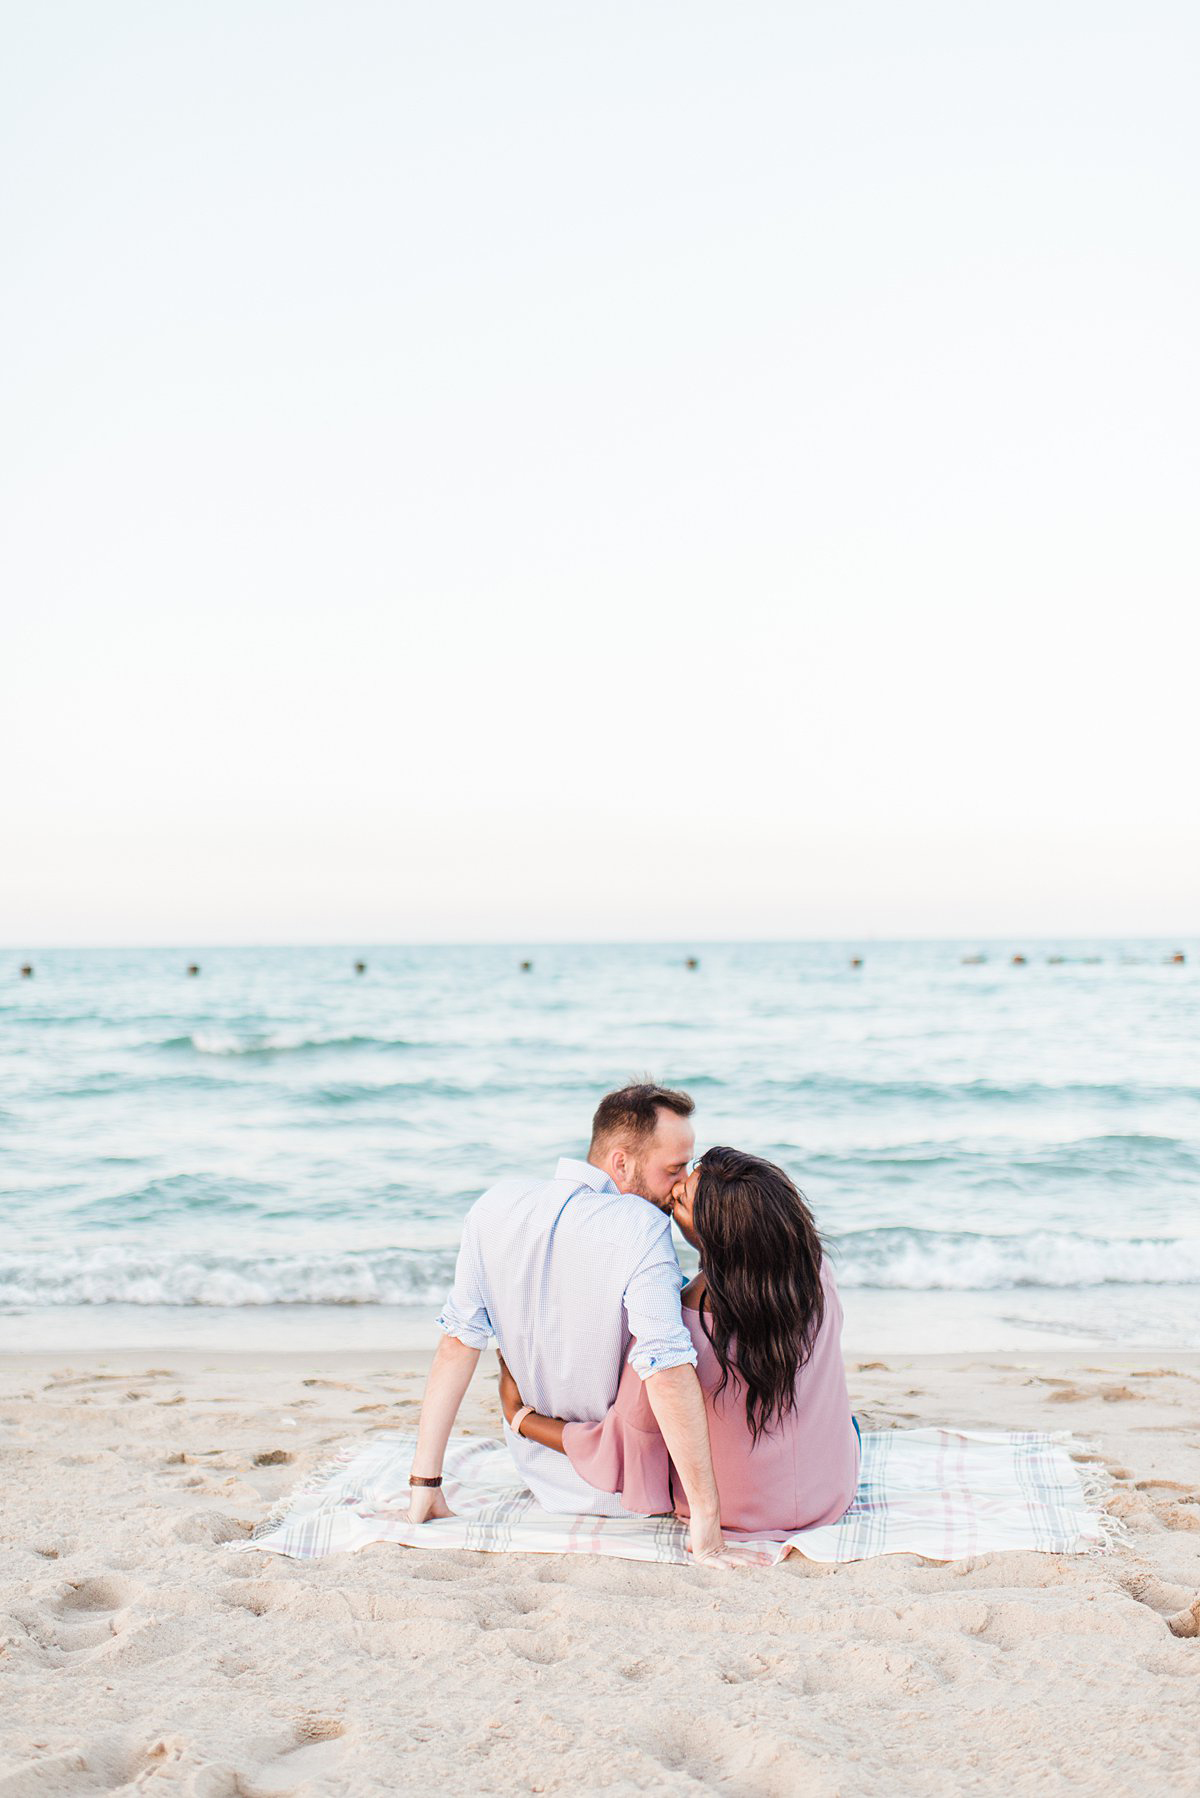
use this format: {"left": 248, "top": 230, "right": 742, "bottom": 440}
{"left": 404, "top": 1083, "right": 729, "bottom": 1562}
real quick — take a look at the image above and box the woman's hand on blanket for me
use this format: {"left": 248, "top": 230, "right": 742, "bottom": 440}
{"left": 405, "top": 1484, "right": 454, "bottom": 1524}
{"left": 496, "top": 1352, "right": 523, "bottom": 1426}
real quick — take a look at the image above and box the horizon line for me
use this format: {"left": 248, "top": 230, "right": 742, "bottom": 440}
{"left": 3, "top": 933, "right": 1194, "bottom": 952}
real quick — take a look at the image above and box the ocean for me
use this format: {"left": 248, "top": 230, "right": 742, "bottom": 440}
{"left": 2, "top": 941, "right": 1198, "bottom": 1354}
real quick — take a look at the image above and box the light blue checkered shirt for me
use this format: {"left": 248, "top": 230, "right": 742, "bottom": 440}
{"left": 437, "top": 1157, "right": 697, "bottom": 1514}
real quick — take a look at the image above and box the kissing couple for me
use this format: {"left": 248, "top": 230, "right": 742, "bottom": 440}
{"left": 405, "top": 1083, "right": 860, "bottom": 1564}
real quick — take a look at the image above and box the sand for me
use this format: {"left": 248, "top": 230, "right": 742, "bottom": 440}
{"left": 2, "top": 1346, "right": 1199, "bottom": 1796}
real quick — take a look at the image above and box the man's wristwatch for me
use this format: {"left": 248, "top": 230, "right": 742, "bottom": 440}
{"left": 408, "top": 1474, "right": 443, "bottom": 1488}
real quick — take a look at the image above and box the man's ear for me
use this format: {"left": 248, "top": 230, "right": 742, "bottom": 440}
{"left": 608, "top": 1146, "right": 628, "bottom": 1189}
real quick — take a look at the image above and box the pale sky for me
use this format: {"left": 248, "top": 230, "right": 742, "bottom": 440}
{"left": 3, "top": 3, "right": 1197, "bottom": 944}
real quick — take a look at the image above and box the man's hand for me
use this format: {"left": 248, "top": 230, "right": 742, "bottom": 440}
{"left": 404, "top": 1333, "right": 481, "bottom": 1522}
{"left": 405, "top": 1484, "right": 453, "bottom": 1525}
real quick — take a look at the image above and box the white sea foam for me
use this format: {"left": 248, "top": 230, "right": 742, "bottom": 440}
{"left": 832, "top": 1228, "right": 1200, "bottom": 1290}
{"left": 0, "top": 1246, "right": 457, "bottom": 1308}
{"left": 3, "top": 1229, "right": 1200, "bottom": 1308}
{"left": 186, "top": 1029, "right": 394, "bottom": 1055}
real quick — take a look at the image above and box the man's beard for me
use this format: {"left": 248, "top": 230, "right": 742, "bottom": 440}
{"left": 623, "top": 1161, "right": 669, "bottom": 1211}
{"left": 623, "top": 1161, "right": 648, "bottom": 1201}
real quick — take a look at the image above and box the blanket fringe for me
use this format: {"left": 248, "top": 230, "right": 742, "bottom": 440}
{"left": 1062, "top": 1446, "right": 1135, "bottom": 1554}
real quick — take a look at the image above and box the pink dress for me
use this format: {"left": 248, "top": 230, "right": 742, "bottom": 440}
{"left": 562, "top": 1260, "right": 859, "bottom": 1535}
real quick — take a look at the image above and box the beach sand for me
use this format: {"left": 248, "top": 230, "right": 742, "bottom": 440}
{"left": 2, "top": 1348, "right": 1199, "bottom": 1796}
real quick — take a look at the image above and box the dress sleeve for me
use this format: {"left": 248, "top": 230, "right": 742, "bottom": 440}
{"left": 562, "top": 1359, "right": 673, "bottom": 1515}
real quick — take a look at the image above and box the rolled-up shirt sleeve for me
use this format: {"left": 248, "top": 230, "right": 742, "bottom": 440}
{"left": 436, "top": 1212, "right": 493, "bottom": 1349}
{"left": 623, "top": 1233, "right": 697, "bottom": 1380}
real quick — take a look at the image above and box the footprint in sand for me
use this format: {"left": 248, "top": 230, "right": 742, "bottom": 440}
{"left": 227, "top": 1720, "right": 350, "bottom": 1797}
{"left": 30, "top": 1540, "right": 74, "bottom": 1561}
{"left": 0, "top": 1733, "right": 186, "bottom": 1794}
{"left": 225, "top": 1580, "right": 285, "bottom": 1617}
{"left": 1109, "top": 1488, "right": 1200, "bottom": 1533}
{"left": 502, "top": 1629, "right": 571, "bottom": 1666}
{"left": 410, "top": 1558, "right": 472, "bottom": 1584}
{"left": 1121, "top": 1572, "right": 1200, "bottom": 1637}
{"left": 43, "top": 1576, "right": 141, "bottom": 1664}
{"left": 173, "top": 1510, "right": 254, "bottom": 1546}
{"left": 42, "top": 1373, "right": 126, "bottom": 1391}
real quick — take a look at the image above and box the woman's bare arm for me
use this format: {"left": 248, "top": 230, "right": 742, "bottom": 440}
{"left": 497, "top": 1353, "right": 567, "bottom": 1453}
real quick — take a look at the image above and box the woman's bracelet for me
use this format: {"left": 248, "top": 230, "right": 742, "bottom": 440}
{"left": 510, "top": 1403, "right": 534, "bottom": 1438}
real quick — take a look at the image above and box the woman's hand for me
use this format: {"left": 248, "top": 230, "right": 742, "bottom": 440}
{"left": 497, "top": 1351, "right": 523, "bottom": 1426}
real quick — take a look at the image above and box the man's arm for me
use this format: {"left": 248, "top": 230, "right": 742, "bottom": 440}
{"left": 410, "top": 1207, "right": 493, "bottom": 1520}
{"left": 642, "top": 1362, "right": 724, "bottom": 1560}
{"left": 406, "top": 1333, "right": 481, "bottom": 1522}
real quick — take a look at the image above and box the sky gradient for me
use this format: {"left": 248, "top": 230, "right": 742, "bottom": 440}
{"left": 4, "top": 3, "right": 1197, "bottom": 942}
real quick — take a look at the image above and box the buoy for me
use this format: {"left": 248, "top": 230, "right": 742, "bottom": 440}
{"left": 354, "top": 960, "right": 367, "bottom": 974}
{"left": 186, "top": 964, "right": 200, "bottom": 976}
{"left": 1169, "top": 951, "right": 1186, "bottom": 964}
{"left": 685, "top": 957, "right": 699, "bottom": 970}
{"left": 1011, "top": 954, "right": 1027, "bottom": 966}
{"left": 850, "top": 957, "right": 863, "bottom": 969}
{"left": 19, "top": 963, "right": 33, "bottom": 978}
{"left": 519, "top": 959, "right": 533, "bottom": 972}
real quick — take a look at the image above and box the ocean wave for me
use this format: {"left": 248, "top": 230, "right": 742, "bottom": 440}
{"left": 69, "top": 1173, "right": 283, "bottom": 1223}
{"left": 797, "top": 1134, "right": 1200, "bottom": 1187}
{"left": 830, "top": 1226, "right": 1200, "bottom": 1290}
{"left": 761, "top": 1075, "right": 1200, "bottom": 1108}
{"left": 303, "top": 1077, "right": 526, "bottom": 1107}
{"left": 46, "top": 1071, "right": 245, "bottom": 1100}
{"left": 5, "top": 1228, "right": 1200, "bottom": 1308}
{"left": 0, "top": 1245, "right": 458, "bottom": 1308}
{"left": 163, "top": 1031, "right": 417, "bottom": 1057}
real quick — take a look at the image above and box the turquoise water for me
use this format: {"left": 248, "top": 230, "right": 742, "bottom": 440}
{"left": 2, "top": 941, "right": 1198, "bottom": 1350}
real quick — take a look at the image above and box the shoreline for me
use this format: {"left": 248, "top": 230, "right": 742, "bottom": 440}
{"left": 3, "top": 1344, "right": 1198, "bottom": 1791}
{"left": 4, "top": 1344, "right": 1200, "bottom": 1375}
{"left": 5, "top": 1282, "right": 1199, "bottom": 1358}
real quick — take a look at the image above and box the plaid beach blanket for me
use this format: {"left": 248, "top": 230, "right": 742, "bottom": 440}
{"left": 236, "top": 1428, "right": 1109, "bottom": 1567}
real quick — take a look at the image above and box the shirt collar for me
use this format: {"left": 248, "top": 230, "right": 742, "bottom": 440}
{"left": 556, "top": 1156, "right": 619, "bottom": 1194}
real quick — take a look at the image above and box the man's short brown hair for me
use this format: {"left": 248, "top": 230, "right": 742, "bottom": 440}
{"left": 589, "top": 1082, "right": 695, "bottom": 1157}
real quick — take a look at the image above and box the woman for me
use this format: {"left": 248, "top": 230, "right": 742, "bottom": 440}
{"left": 498, "top": 1146, "right": 860, "bottom": 1535}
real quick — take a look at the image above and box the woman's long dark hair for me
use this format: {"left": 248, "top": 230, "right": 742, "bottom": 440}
{"left": 691, "top": 1146, "right": 826, "bottom": 1444}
